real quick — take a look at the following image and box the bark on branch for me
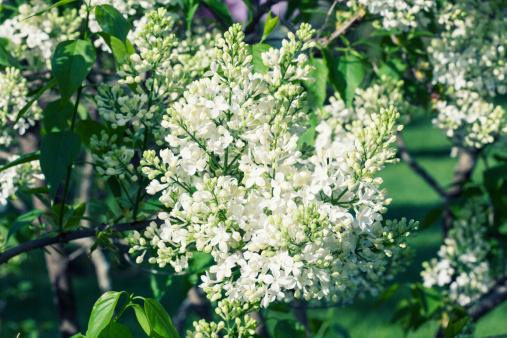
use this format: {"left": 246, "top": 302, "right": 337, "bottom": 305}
{"left": 317, "top": 7, "right": 366, "bottom": 46}
{"left": 471, "top": 275, "right": 507, "bottom": 321}
{"left": 0, "top": 220, "right": 156, "bottom": 265}
{"left": 396, "top": 134, "right": 448, "bottom": 199}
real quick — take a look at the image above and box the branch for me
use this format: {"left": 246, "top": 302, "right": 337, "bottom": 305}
{"left": 0, "top": 150, "right": 14, "bottom": 160}
{"left": 396, "top": 134, "right": 448, "bottom": 199}
{"left": 443, "top": 149, "right": 478, "bottom": 233}
{"left": 318, "top": 7, "right": 366, "bottom": 46}
{"left": 471, "top": 275, "right": 507, "bottom": 322}
{"left": 243, "top": 0, "right": 283, "bottom": 36}
{"left": 173, "top": 286, "right": 212, "bottom": 335}
{"left": 0, "top": 220, "right": 156, "bottom": 265}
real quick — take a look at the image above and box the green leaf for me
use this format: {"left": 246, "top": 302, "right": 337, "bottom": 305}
{"left": 43, "top": 99, "right": 75, "bottom": 132}
{"left": 184, "top": 0, "right": 202, "bottom": 32}
{"left": 297, "top": 113, "right": 317, "bottom": 148}
{"left": 97, "top": 32, "right": 135, "bottom": 67}
{"left": 7, "top": 209, "right": 48, "bottom": 243}
{"left": 144, "top": 298, "right": 179, "bottom": 338}
{"left": 51, "top": 40, "right": 96, "bottom": 109}
{"left": 21, "top": 0, "right": 79, "bottom": 21}
{"left": 483, "top": 165, "right": 507, "bottom": 227}
{"left": 334, "top": 54, "right": 364, "bottom": 107}
{"left": 421, "top": 207, "right": 444, "bottom": 230}
{"left": 19, "top": 187, "right": 50, "bottom": 195}
{"left": 86, "top": 291, "right": 127, "bottom": 338}
{"left": 97, "top": 322, "right": 133, "bottom": 338}
{"left": 15, "top": 78, "right": 57, "bottom": 123}
{"left": 242, "top": 0, "right": 254, "bottom": 21}
{"left": 70, "top": 334, "right": 86, "bottom": 338}
{"left": 376, "top": 283, "right": 400, "bottom": 306}
{"left": 40, "top": 131, "right": 82, "bottom": 201}
{"left": 260, "top": 10, "right": 279, "bottom": 43}
{"left": 203, "top": 0, "right": 233, "bottom": 28}
{"left": 302, "top": 58, "right": 328, "bottom": 108}
{"left": 131, "top": 304, "right": 151, "bottom": 336}
{"left": 274, "top": 320, "right": 306, "bottom": 338}
{"left": 444, "top": 317, "right": 470, "bottom": 338}
{"left": 150, "top": 274, "right": 173, "bottom": 301}
{"left": 75, "top": 120, "right": 107, "bottom": 149}
{"left": 63, "top": 203, "right": 86, "bottom": 230}
{"left": 95, "top": 5, "right": 132, "bottom": 45}
{"left": 249, "top": 44, "right": 271, "bottom": 75}
{"left": 0, "top": 41, "right": 21, "bottom": 68}
{"left": 0, "top": 152, "right": 39, "bottom": 173}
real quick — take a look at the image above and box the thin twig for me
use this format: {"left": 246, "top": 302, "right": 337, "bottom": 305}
{"left": 317, "top": 7, "right": 366, "bottom": 46}
{"left": 0, "top": 150, "right": 14, "bottom": 160}
{"left": 471, "top": 275, "right": 507, "bottom": 321}
{"left": 173, "top": 286, "right": 213, "bottom": 335}
{"left": 0, "top": 220, "right": 158, "bottom": 265}
{"left": 315, "top": 0, "right": 339, "bottom": 41}
{"left": 396, "top": 134, "right": 448, "bottom": 199}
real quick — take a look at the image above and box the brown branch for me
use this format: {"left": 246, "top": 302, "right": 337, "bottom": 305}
{"left": 396, "top": 134, "right": 448, "bottom": 199}
{"left": 0, "top": 149, "right": 14, "bottom": 160}
{"left": 250, "top": 311, "right": 271, "bottom": 337}
{"left": 173, "top": 286, "right": 213, "bottom": 334}
{"left": 318, "top": 7, "right": 366, "bottom": 46}
{"left": 315, "top": 0, "right": 339, "bottom": 42}
{"left": 443, "top": 149, "right": 478, "bottom": 234}
{"left": 0, "top": 220, "right": 156, "bottom": 265}
{"left": 471, "top": 275, "right": 507, "bottom": 322}
{"left": 294, "top": 301, "right": 312, "bottom": 338}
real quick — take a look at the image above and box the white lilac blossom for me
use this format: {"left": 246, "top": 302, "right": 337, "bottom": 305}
{"left": 422, "top": 198, "right": 493, "bottom": 307}
{"left": 93, "top": 9, "right": 218, "bottom": 181}
{"left": 0, "top": 68, "right": 42, "bottom": 147}
{"left": 128, "top": 23, "right": 417, "bottom": 314}
{"left": 433, "top": 90, "right": 507, "bottom": 150}
{"left": 429, "top": 0, "right": 507, "bottom": 96}
{"left": 315, "top": 76, "right": 419, "bottom": 152}
{"left": 0, "top": 0, "right": 81, "bottom": 69}
{"left": 0, "top": 156, "right": 42, "bottom": 211}
{"left": 347, "top": 0, "right": 434, "bottom": 31}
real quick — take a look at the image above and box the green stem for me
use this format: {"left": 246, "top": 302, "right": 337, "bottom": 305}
{"left": 58, "top": 167, "right": 72, "bottom": 231}
{"left": 58, "top": 86, "right": 83, "bottom": 231}
{"left": 113, "top": 295, "right": 132, "bottom": 323}
{"left": 70, "top": 87, "right": 82, "bottom": 131}
{"left": 132, "top": 128, "right": 149, "bottom": 220}
{"left": 84, "top": 4, "right": 91, "bottom": 40}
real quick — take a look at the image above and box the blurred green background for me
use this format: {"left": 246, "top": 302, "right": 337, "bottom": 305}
{"left": 2, "top": 117, "right": 506, "bottom": 338}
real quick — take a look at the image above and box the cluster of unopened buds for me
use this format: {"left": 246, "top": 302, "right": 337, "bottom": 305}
{"left": 315, "top": 76, "right": 418, "bottom": 153}
{"left": 92, "top": 8, "right": 218, "bottom": 181}
{"left": 422, "top": 198, "right": 493, "bottom": 307}
{"left": 187, "top": 299, "right": 258, "bottom": 338}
